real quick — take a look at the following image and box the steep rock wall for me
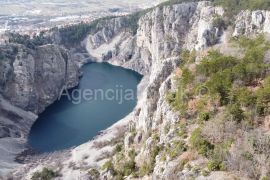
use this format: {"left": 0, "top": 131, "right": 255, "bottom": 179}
{"left": 86, "top": 1, "right": 224, "bottom": 133}
{"left": 10, "top": 2, "right": 226, "bottom": 179}
{"left": 1, "top": 44, "right": 79, "bottom": 114}
{"left": 234, "top": 10, "right": 270, "bottom": 36}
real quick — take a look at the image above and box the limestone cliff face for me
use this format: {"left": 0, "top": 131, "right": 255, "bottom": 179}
{"left": 86, "top": 1, "right": 224, "bottom": 134}
{"left": 1, "top": 44, "right": 79, "bottom": 114}
{"left": 86, "top": 2, "right": 224, "bottom": 75}
{"left": 9, "top": 2, "right": 226, "bottom": 179}
{"left": 234, "top": 10, "right": 270, "bottom": 36}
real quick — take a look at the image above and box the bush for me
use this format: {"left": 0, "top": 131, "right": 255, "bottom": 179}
{"left": 139, "top": 162, "right": 153, "bottom": 176}
{"left": 227, "top": 103, "right": 245, "bottom": 123}
{"left": 166, "top": 92, "right": 176, "bottom": 105}
{"left": 114, "top": 144, "right": 123, "bottom": 153}
{"left": 198, "top": 112, "right": 210, "bottom": 123}
{"left": 202, "top": 169, "right": 210, "bottom": 176}
{"left": 213, "top": 0, "right": 270, "bottom": 19}
{"left": 207, "top": 160, "right": 225, "bottom": 171}
{"left": 229, "top": 87, "right": 255, "bottom": 107}
{"left": 139, "top": 144, "right": 160, "bottom": 176}
{"left": 123, "top": 160, "right": 136, "bottom": 176}
{"left": 196, "top": 51, "right": 237, "bottom": 77}
{"left": 176, "top": 123, "right": 187, "bottom": 137}
{"left": 88, "top": 168, "right": 100, "bottom": 179}
{"left": 167, "top": 140, "right": 187, "bottom": 159}
{"left": 190, "top": 128, "right": 214, "bottom": 157}
{"left": 206, "top": 70, "right": 233, "bottom": 105}
{"left": 8, "top": 32, "right": 51, "bottom": 49}
{"left": 31, "top": 168, "right": 59, "bottom": 180}
{"left": 180, "top": 49, "right": 196, "bottom": 66}
{"left": 166, "top": 90, "right": 188, "bottom": 115}
{"left": 120, "top": 149, "right": 137, "bottom": 176}
{"left": 181, "top": 68, "right": 194, "bottom": 88}
{"left": 102, "top": 160, "right": 114, "bottom": 171}
{"left": 0, "top": 45, "right": 18, "bottom": 61}
{"left": 212, "top": 15, "right": 226, "bottom": 29}
{"left": 256, "top": 77, "right": 270, "bottom": 116}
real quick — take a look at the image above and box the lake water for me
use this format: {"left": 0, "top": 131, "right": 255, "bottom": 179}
{"left": 28, "top": 63, "right": 142, "bottom": 152}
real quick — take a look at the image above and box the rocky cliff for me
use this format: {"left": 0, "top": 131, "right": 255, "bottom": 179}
{"left": 234, "top": 10, "right": 270, "bottom": 37}
{"left": 0, "top": 43, "right": 80, "bottom": 175}
{"left": 1, "top": 44, "right": 79, "bottom": 114}
{"left": 10, "top": 1, "right": 227, "bottom": 179}
{"left": 86, "top": 1, "right": 224, "bottom": 134}
{"left": 1, "top": 1, "right": 270, "bottom": 179}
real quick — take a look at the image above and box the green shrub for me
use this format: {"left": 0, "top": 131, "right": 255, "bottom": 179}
{"left": 176, "top": 123, "right": 187, "bottom": 137}
{"left": 0, "top": 45, "right": 18, "bottom": 61}
{"left": 198, "top": 112, "right": 210, "bottom": 124}
{"left": 114, "top": 144, "right": 123, "bottom": 153}
{"left": 241, "top": 151, "right": 253, "bottom": 161}
{"left": 181, "top": 68, "right": 194, "bottom": 88}
{"left": 213, "top": 0, "right": 270, "bottom": 18}
{"left": 180, "top": 49, "right": 196, "bottom": 66}
{"left": 8, "top": 32, "right": 51, "bottom": 49}
{"left": 256, "top": 77, "right": 270, "bottom": 116}
{"left": 117, "top": 149, "right": 137, "bottom": 176}
{"left": 102, "top": 160, "right": 114, "bottom": 171}
{"left": 166, "top": 92, "right": 176, "bottom": 105}
{"left": 229, "top": 87, "right": 255, "bottom": 107}
{"left": 227, "top": 103, "right": 245, "bottom": 123}
{"left": 88, "top": 168, "right": 100, "bottom": 179}
{"left": 202, "top": 169, "right": 210, "bottom": 176}
{"left": 206, "top": 70, "right": 233, "bottom": 105}
{"left": 128, "top": 149, "right": 136, "bottom": 160}
{"left": 207, "top": 160, "right": 225, "bottom": 171}
{"left": 139, "top": 144, "right": 160, "bottom": 176}
{"left": 166, "top": 89, "right": 189, "bottom": 115}
{"left": 196, "top": 51, "right": 237, "bottom": 77}
{"left": 261, "top": 176, "right": 270, "bottom": 180}
{"left": 190, "top": 128, "right": 214, "bottom": 157}
{"left": 139, "top": 162, "right": 153, "bottom": 176}
{"left": 31, "top": 168, "right": 59, "bottom": 180}
{"left": 168, "top": 140, "right": 187, "bottom": 159}
{"left": 123, "top": 160, "right": 136, "bottom": 176}
{"left": 212, "top": 15, "right": 226, "bottom": 29}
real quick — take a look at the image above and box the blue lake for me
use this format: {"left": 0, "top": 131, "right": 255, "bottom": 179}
{"left": 28, "top": 62, "right": 142, "bottom": 152}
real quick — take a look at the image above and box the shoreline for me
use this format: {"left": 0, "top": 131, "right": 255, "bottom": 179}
{"left": 10, "top": 55, "right": 148, "bottom": 175}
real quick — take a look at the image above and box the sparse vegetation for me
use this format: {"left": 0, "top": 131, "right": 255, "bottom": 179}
{"left": 31, "top": 168, "right": 59, "bottom": 180}
{"left": 190, "top": 128, "right": 214, "bottom": 157}
{"left": 212, "top": 15, "right": 227, "bottom": 29}
{"left": 8, "top": 32, "right": 51, "bottom": 49}
{"left": 213, "top": 0, "right": 270, "bottom": 16}
{"left": 166, "top": 35, "right": 270, "bottom": 179}
{"left": 0, "top": 45, "right": 18, "bottom": 61}
{"left": 88, "top": 168, "right": 100, "bottom": 179}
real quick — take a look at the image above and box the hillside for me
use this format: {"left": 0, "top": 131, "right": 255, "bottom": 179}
{"left": 0, "top": 1, "right": 270, "bottom": 179}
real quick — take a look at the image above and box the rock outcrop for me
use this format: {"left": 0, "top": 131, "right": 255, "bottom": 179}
{"left": 86, "top": 1, "right": 224, "bottom": 134}
{"left": 1, "top": 44, "right": 79, "bottom": 114}
{"left": 233, "top": 10, "right": 270, "bottom": 36}
{"left": 86, "top": 2, "right": 224, "bottom": 75}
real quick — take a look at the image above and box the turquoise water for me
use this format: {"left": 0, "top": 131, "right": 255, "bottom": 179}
{"left": 28, "top": 63, "right": 142, "bottom": 152}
